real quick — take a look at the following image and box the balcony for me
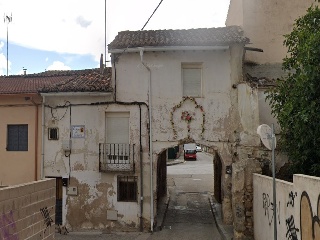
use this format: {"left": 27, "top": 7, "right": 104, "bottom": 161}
{"left": 99, "top": 143, "right": 135, "bottom": 172}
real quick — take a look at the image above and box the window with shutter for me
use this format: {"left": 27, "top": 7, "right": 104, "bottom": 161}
{"left": 182, "top": 63, "right": 202, "bottom": 97}
{"left": 106, "top": 112, "right": 129, "bottom": 144}
{"left": 7, "top": 124, "right": 28, "bottom": 151}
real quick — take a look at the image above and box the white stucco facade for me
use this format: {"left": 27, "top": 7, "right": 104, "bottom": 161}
{"left": 41, "top": 41, "right": 261, "bottom": 233}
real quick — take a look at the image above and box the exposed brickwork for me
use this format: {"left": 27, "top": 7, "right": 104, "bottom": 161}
{"left": 0, "top": 179, "right": 55, "bottom": 240}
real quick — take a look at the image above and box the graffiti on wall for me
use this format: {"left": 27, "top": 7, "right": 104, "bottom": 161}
{"left": 40, "top": 207, "right": 54, "bottom": 233}
{"left": 287, "top": 191, "right": 298, "bottom": 207}
{"left": 262, "top": 192, "right": 280, "bottom": 226}
{"left": 285, "top": 215, "right": 299, "bottom": 240}
{"left": 300, "top": 191, "right": 320, "bottom": 240}
{"left": 0, "top": 210, "right": 18, "bottom": 240}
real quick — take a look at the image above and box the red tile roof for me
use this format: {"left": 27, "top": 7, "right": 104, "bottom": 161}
{"left": 0, "top": 68, "right": 112, "bottom": 94}
{"left": 108, "top": 26, "right": 249, "bottom": 50}
{"left": 40, "top": 68, "right": 112, "bottom": 93}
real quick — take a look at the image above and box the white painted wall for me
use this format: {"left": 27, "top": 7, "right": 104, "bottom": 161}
{"left": 43, "top": 94, "right": 149, "bottom": 230}
{"left": 253, "top": 173, "right": 320, "bottom": 240}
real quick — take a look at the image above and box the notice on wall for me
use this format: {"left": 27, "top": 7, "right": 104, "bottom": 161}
{"left": 71, "top": 125, "right": 85, "bottom": 138}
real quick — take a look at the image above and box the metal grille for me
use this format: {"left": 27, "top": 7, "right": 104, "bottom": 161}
{"left": 99, "top": 143, "right": 135, "bottom": 172}
{"left": 48, "top": 128, "right": 59, "bottom": 140}
{"left": 117, "top": 175, "right": 138, "bottom": 202}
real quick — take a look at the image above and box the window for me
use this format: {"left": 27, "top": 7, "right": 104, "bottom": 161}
{"left": 48, "top": 128, "right": 59, "bottom": 140}
{"left": 7, "top": 124, "right": 28, "bottom": 151}
{"left": 182, "top": 63, "right": 202, "bottom": 97}
{"left": 106, "top": 112, "right": 129, "bottom": 144}
{"left": 117, "top": 175, "right": 138, "bottom": 202}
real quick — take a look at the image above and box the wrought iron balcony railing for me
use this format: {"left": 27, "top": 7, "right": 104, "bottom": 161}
{"left": 99, "top": 143, "right": 135, "bottom": 172}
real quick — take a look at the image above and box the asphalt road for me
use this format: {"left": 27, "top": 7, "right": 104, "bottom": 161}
{"left": 55, "top": 152, "right": 221, "bottom": 240}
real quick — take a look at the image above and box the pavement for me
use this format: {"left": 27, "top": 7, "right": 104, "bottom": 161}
{"left": 165, "top": 152, "right": 234, "bottom": 240}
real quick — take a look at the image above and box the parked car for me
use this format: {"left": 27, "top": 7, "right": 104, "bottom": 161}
{"left": 184, "top": 149, "right": 197, "bottom": 160}
{"left": 196, "top": 145, "right": 202, "bottom": 152}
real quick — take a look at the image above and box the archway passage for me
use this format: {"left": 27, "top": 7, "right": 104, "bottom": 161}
{"left": 155, "top": 145, "right": 221, "bottom": 238}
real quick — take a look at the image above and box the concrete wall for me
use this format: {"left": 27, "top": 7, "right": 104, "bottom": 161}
{"left": 0, "top": 179, "right": 55, "bottom": 240}
{"left": 0, "top": 94, "right": 42, "bottom": 186}
{"left": 226, "top": 0, "right": 320, "bottom": 64}
{"left": 253, "top": 173, "right": 320, "bottom": 240}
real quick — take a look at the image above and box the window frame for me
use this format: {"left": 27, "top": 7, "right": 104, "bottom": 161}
{"left": 48, "top": 127, "right": 59, "bottom": 140}
{"left": 182, "top": 63, "right": 203, "bottom": 98}
{"left": 7, "top": 124, "right": 28, "bottom": 151}
{"left": 117, "top": 175, "right": 138, "bottom": 202}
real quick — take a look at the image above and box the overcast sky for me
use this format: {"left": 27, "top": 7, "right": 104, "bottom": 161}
{"left": 0, "top": 0, "right": 230, "bottom": 75}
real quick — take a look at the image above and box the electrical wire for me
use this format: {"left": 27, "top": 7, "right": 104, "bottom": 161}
{"left": 140, "top": 0, "right": 164, "bottom": 31}
{"left": 114, "top": 0, "right": 164, "bottom": 62}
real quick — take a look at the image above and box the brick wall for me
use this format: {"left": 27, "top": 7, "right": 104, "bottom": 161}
{"left": 0, "top": 178, "right": 56, "bottom": 240}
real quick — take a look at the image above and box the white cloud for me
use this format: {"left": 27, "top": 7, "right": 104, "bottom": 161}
{"left": 46, "top": 61, "right": 71, "bottom": 71}
{"left": 0, "top": 52, "right": 11, "bottom": 76}
{"left": 0, "top": 0, "right": 230, "bottom": 65}
{"left": 45, "top": 57, "right": 48, "bottom": 62}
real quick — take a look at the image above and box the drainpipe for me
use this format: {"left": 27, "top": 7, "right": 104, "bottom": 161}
{"left": 41, "top": 95, "right": 45, "bottom": 179}
{"left": 139, "top": 48, "right": 154, "bottom": 232}
{"left": 30, "top": 97, "right": 39, "bottom": 181}
{"left": 139, "top": 104, "right": 144, "bottom": 232}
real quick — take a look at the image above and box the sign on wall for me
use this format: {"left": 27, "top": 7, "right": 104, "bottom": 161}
{"left": 71, "top": 125, "right": 85, "bottom": 138}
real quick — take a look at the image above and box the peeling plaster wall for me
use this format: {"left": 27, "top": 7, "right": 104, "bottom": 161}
{"left": 227, "top": 0, "right": 320, "bottom": 64}
{"left": 115, "top": 45, "right": 261, "bottom": 229}
{"left": 43, "top": 94, "right": 150, "bottom": 231}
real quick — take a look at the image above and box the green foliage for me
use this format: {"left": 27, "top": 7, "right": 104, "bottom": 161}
{"left": 266, "top": 4, "right": 320, "bottom": 176}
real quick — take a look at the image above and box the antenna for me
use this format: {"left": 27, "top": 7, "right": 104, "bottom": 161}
{"left": 4, "top": 13, "right": 12, "bottom": 76}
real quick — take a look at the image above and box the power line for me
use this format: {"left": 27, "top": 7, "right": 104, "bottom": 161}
{"left": 141, "top": 0, "right": 164, "bottom": 31}
{"left": 113, "top": 0, "right": 164, "bottom": 61}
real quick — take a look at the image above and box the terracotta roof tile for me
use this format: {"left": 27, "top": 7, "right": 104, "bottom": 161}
{"left": 39, "top": 68, "right": 112, "bottom": 93}
{"left": 0, "top": 68, "right": 112, "bottom": 94}
{"left": 108, "top": 26, "right": 249, "bottom": 50}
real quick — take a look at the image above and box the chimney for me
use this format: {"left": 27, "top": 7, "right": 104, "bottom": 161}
{"left": 23, "top": 68, "right": 27, "bottom": 75}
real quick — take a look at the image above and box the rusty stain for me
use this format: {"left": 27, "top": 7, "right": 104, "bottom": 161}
{"left": 73, "top": 163, "right": 84, "bottom": 171}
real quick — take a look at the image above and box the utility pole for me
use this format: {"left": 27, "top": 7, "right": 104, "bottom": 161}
{"left": 4, "top": 13, "right": 12, "bottom": 76}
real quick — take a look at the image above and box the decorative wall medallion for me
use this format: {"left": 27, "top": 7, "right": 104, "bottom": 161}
{"left": 170, "top": 96, "right": 205, "bottom": 139}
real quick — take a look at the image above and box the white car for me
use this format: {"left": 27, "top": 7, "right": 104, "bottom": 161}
{"left": 196, "top": 145, "right": 202, "bottom": 152}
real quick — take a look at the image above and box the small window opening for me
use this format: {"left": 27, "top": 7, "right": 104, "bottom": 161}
{"left": 117, "top": 175, "right": 138, "bottom": 202}
{"left": 48, "top": 128, "right": 59, "bottom": 140}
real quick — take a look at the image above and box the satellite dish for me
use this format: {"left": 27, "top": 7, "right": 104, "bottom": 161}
{"left": 257, "top": 124, "right": 276, "bottom": 150}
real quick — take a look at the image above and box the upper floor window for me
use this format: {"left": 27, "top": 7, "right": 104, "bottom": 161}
{"left": 182, "top": 63, "right": 202, "bottom": 97}
{"left": 106, "top": 112, "right": 129, "bottom": 144}
{"left": 7, "top": 124, "right": 28, "bottom": 151}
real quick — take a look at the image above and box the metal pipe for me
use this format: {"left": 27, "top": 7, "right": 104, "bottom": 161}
{"left": 41, "top": 92, "right": 112, "bottom": 97}
{"left": 272, "top": 123, "right": 277, "bottom": 240}
{"left": 30, "top": 97, "right": 39, "bottom": 181}
{"left": 41, "top": 95, "right": 46, "bottom": 179}
{"left": 109, "top": 45, "right": 229, "bottom": 54}
{"left": 139, "top": 104, "right": 144, "bottom": 231}
{"left": 139, "top": 48, "right": 154, "bottom": 232}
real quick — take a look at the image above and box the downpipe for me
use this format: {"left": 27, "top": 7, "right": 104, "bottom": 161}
{"left": 139, "top": 48, "right": 154, "bottom": 232}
